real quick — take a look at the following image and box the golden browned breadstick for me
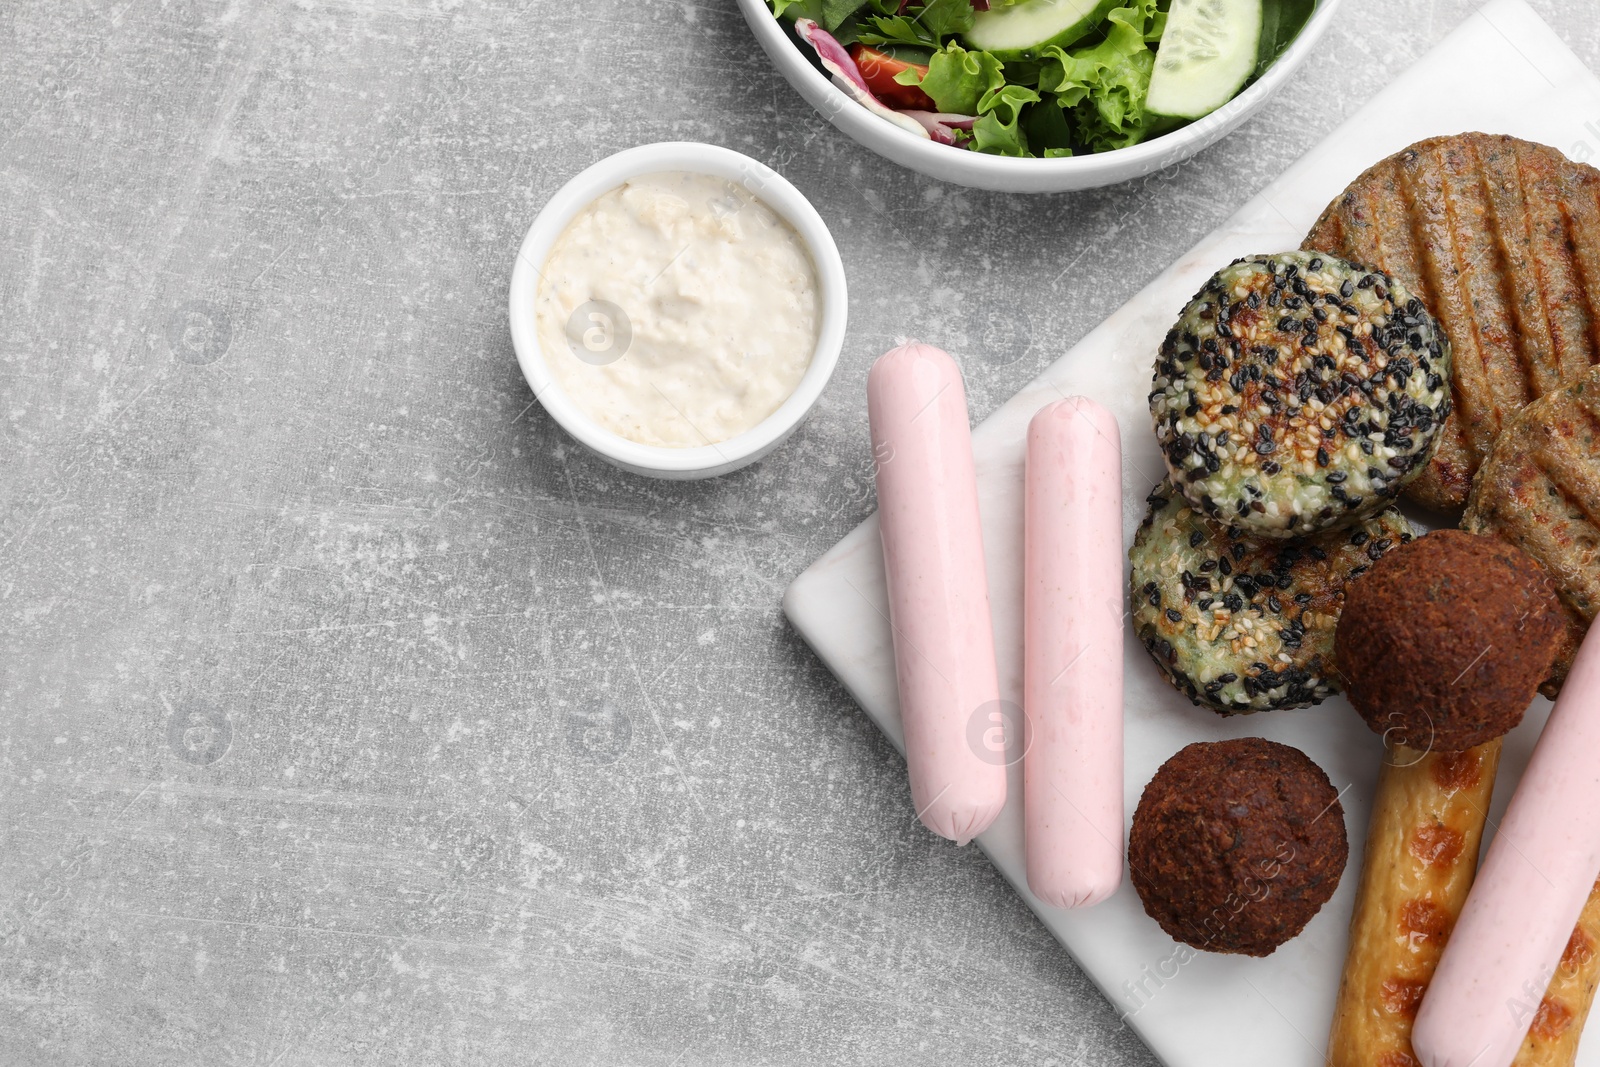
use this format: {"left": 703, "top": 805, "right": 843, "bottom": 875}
{"left": 1510, "top": 876, "right": 1600, "bottom": 1066}
{"left": 1327, "top": 741, "right": 1501, "bottom": 1067}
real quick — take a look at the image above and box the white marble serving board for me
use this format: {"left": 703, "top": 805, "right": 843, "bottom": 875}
{"left": 782, "top": 2, "right": 1600, "bottom": 1063}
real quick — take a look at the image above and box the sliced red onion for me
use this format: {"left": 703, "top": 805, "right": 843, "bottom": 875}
{"left": 792, "top": 18, "right": 929, "bottom": 140}
{"left": 900, "top": 110, "right": 978, "bottom": 145}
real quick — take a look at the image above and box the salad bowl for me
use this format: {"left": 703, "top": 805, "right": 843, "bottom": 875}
{"left": 738, "top": 0, "right": 1346, "bottom": 193}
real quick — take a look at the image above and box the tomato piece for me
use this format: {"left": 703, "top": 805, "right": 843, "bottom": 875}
{"left": 848, "top": 44, "right": 935, "bottom": 111}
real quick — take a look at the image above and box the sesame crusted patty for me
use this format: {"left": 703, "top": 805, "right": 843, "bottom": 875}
{"left": 1149, "top": 250, "right": 1451, "bottom": 538}
{"left": 1130, "top": 480, "right": 1414, "bottom": 714}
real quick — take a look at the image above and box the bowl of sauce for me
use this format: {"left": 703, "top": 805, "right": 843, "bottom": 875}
{"left": 509, "top": 143, "right": 847, "bottom": 479}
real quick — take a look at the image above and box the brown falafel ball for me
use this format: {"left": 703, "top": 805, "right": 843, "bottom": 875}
{"left": 1334, "top": 530, "right": 1563, "bottom": 752}
{"left": 1128, "top": 738, "right": 1348, "bottom": 957}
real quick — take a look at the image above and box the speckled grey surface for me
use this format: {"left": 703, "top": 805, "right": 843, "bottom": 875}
{"left": 2, "top": 1, "right": 1597, "bottom": 1064}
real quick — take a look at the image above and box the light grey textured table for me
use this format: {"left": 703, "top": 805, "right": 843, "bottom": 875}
{"left": 3, "top": 2, "right": 1596, "bottom": 1064}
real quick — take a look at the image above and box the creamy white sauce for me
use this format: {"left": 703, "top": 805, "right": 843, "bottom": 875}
{"left": 534, "top": 171, "right": 820, "bottom": 448}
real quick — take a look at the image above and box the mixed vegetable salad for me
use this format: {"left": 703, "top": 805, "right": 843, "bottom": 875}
{"left": 768, "top": 0, "right": 1316, "bottom": 158}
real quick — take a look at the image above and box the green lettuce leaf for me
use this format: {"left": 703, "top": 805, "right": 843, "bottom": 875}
{"left": 1037, "top": 2, "right": 1164, "bottom": 153}
{"left": 1022, "top": 97, "right": 1074, "bottom": 156}
{"left": 972, "top": 83, "right": 1039, "bottom": 156}
{"left": 856, "top": 0, "right": 975, "bottom": 49}
{"left": 771, "top": 0, "right": 867, "bottom": 32}
{"left": 906, "top": 0, "right": 978, "bottom": 37}
{"left": 902, "top": 42, "right": 1007, "bottom": 115}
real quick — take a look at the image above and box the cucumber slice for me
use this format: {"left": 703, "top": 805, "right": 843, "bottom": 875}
{"left": 1145, "top": 0, "right": 1263, "bottom": 121}
{"left": 962, "top": 0, "right": 1122, "bottom": 59}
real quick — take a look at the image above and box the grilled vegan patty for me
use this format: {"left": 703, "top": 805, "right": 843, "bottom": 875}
{"left": 1305, "top": 133, "right": 1600, "bottom": 511}
{"left": 1131, "top": 480, "right": 1413, "bottom": 714}
{"left": 1150, "top": 250, "right": 1450, "bottom": 538}
{"left": 1465, "top": 365, "right": 1600, "bottom": 696}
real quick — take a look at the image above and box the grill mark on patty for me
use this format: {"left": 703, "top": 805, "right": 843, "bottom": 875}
{"left": 1565, "top": 170, "right": 1600, "bottom": 372}
{"left": 1491, "top": 465, "right": 1593, "bottom": 588}
{"left": 1518, "top": 139, "right": 1584, "bottom": 388}
{"left": 1427, "top": 141, "right": 1500, "bottom": 464}
{"left": 1535, "top": 431, "right": 1600, "bottom": 539}
{"left": 1482, "top": 137, "right": 1559, "bottom": 402}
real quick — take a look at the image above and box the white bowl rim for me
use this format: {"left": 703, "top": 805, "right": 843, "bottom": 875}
{"left": 507, "top": 141, "right": 848, "bottom": 475}
{"left": 738, "top": 0, "right": 1347, "bottom": 180}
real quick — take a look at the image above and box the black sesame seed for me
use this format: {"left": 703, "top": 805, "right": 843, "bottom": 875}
{"left": 1165, "top": 608, "right": 1182, "bottom": 623}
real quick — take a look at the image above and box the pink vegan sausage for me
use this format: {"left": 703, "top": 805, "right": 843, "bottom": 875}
{"left": 1023, "top": 397, "right": 1124, "bottom": 908}
{"left": 1412, "top": 620, "right": 1600, "bottom": 1067}
{"left": 867, "top": 343, "right": 1006, "bottom": 845}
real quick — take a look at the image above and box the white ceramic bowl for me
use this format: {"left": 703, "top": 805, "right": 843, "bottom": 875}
{"left": 738, "top": 0, "right": 1346, "bottom": 193}
{"left": 508, "top": 142, "right": 848, "bottom": 479}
